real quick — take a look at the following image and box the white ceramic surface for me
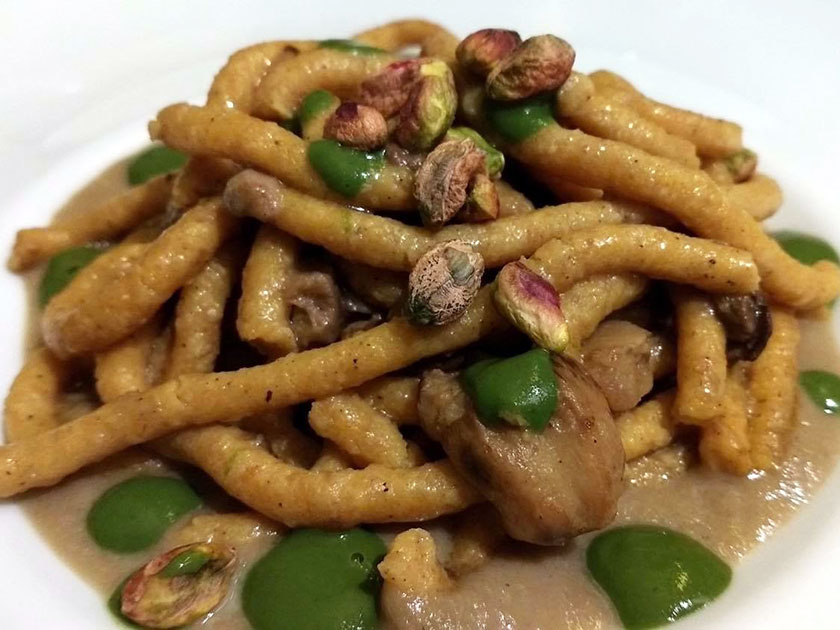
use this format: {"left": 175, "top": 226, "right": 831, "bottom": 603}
{"left": 1, "top": 1, "right": 839, "bottom": 627}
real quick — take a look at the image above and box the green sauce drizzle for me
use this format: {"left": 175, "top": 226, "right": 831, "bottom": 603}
{"left": 484, "top": 93, "right": 555, "bottom": 143}
{"left": 86, "top": 476, "right": 202, "bottom": 553}
{"left": 460, "top": 348, "right": 558, "bottom": 431}
{"left": 319, "top": 39, "right": 385, "bottom": 55}
{"left": 308, "top": 139, "right": 385, "bottom": 197}
{"left": 773, "top": 230, "right": 839, "bottom": 265}
{"left": 299, "top": 90, "right": 339, "bottom": 126}
{"left": 242, "top": 528, "right": 386, "bottom": 630}
{"left": 39, "top": 245, "right": 105, "bottom": 307}
{"left": 800, "top": 370, "right": 840, "bottom": 414}
{"left": 587, "top": 525, "right": 732, "bottom": 629}
{"left": 127, "top": 145, "right": 187, "bottom": 186}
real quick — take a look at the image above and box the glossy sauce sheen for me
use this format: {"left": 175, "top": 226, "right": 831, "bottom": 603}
{"left": 19, "top": 164, "right": 840, "bottom": 629}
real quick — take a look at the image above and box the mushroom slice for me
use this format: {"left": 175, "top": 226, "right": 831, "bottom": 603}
{"left": 121, "top": 542, "right": 235, "bottom": 628}
{"left": 712, "top": 292, "right": 772, "bottom": 361}
{"left": 418, "top": 355, "right": 624, "bottom": 545}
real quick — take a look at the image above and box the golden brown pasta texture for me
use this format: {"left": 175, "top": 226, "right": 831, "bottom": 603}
{"left": 253, "top": 48, "right": 396, "bottom": 121}
{"left": 378, "top": 529, "right": 454, "bottom": 593}
{"left": 150, "top": 104, "right": 414, "bottom": 210}
{"left": 589, "top": 70, "right": 743, "bottom": 158}
{"left": 722, "top": 174, "right": 783, "bottom": 221}
{"left": 672, "top": 288, "right": 727, "bottom": 424}
{"left": 95, "top": 316, "right": 162, "bottom": 403}
{"left": 616, "top": 391, "right": 677, "bottom": 461}
{"left": 3, "top": 348, "right": 69, "bottom": 442}
{"left": 699, "top": 364, "right": 753, "bottom": 475}
{"left": 357, "top": 376, "right": 420, "bottom": 424}
{"left": 237, "top": 226, "right": 299, "bottom": 358}
{"left": 8, "top": 173, "right": 172, "bottom": 272}
{"left": 748, "top": 307, "right": 800, "bottom": 470}
{"left": 557, "top": 73, "right": 700, "bottom": 168}
{"left": 354, "top": 19, "right": 458, "bottom": 61}
{"left": 41, "top": 198, "right": 238, "bottom": 358}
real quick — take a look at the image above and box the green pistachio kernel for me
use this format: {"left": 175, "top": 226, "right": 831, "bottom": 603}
{"left": 319, "top": 39, "right": 385, "bottom": 55}
{"left": 160, "top": 548, "right": 212, "bottom": 577}
{"left": 445, "top": 126, "right": 505, "bottom": 177}
{"left": 460, "top": 347, "right": 558, "bottom": 431}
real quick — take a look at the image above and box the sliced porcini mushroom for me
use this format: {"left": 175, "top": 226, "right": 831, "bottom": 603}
{"left": 121, "top": 542, "right": 235, "bottom": 629}
{"left": 288, "top": 267, "right": 345, "bottom": 349}
{"left": 418, "top": 356, "right": 624, "bottom": 545}
{"left": 581, "top": 320, "right": 658, "bottom": 412}
{"left": 712, "top": 292, "right": 773, "bottom": 361}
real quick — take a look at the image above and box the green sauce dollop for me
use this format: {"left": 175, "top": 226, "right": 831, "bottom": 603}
{"left": 242, "top": 528, "right": 386, "bottom": 630}
{"left": 460, "top": 348, "right": 558, "bottom": 431}
{"left": 587, "top": 525, "right": 732, "bottom": 629}
{"left": 86, "top": 476, "right": 202, "bottom": 553}
{"left": 39, "top": 245, "right": 104, "bottom": 307}
{"left": 319, "top": 39, "right": 385, "bottom": 55}
{"left": 800, "top": 370, "right": 840, "bottom": 414}
{"left": 308, "top": 139, "right": 385, "bottom": 197}
{"left": 773, "top": 230, "right": 840, "bottom": 266}
{"left": 127, "top": 145, "right": 187, "bottom": 186}
{"left": 299, "top": 90, "right": 339, "bottom": 126}
{"left": 484, "top": 94, "right": 555, "bottom": 143}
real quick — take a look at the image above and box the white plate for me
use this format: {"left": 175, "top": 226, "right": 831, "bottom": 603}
{"left": 2, "top": 1, "right": 840, "bottom": 628}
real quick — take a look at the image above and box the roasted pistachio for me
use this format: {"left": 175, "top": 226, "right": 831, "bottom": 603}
{"left": 414, "top": 139, "right": 487, "bottom": 227}
{"left": 444, "top": 126, "right": 505, "bottom": 178}
{"left": 460, "top": 173, "right": 500, "bottom": 223}
{"left": 323, "top": 102, "right": 389, "bottom": 150}
{"left": 724, "top": 149, "right": 758, "bottom": 183}
{"left": 120, "top": 542, "right": 235, "bottom": 629}
{"left": 359, "top": 59, "right": 422, "bottom": 117}
{"left": 299, "top": 90, "right": 341, "bottom": 141}
{"left": 494, "top": 260, "right": 569, "bottom": 353}
{"left": 406, "top": 240, "right": 484, "bottom": 325}
{"left": 486, "top": 34, "right": 576, "bottom": 101}
{"left": 456, "top": 28, "right": 522, "bottom": 77}
{"left": 395, "top": 60, "right": 458, "bottom": 151}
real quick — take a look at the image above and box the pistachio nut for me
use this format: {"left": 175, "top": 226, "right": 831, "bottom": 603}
{"left": 724, "top": 149, "right": 758, "bottom": 183}
{"left": 493, "top": 260, "right": 569, "bottom": 353}
{"left": 459, "top": 173, "right": 500, "bottom": 223}
{"left": 323, "top": 102, "right": 389, "bottom": 150}
{"left": 444, "top": 126, "right": 505, "bottom": 177}
{"left": 299, "top": 90, "right": 341, "bottom": 141}
{"left": 456, "top": 28, "right": 522, "bottom": 77}
{"left": 407, "top": 240, "right": 484, "bottom": 325}
{"left": 395, "top": 60, "right": 458, "bottom": 151}
{"left": 120, "top": 542, "right": 236, "bottom": 629}
{"left": 359, "top": 59, "right": 422, "bottom": 117}
{"left": 486, "top": 34, "right": 576, "bottom": 101}
{"left": 414, "top": 138, "right": 487, "bottom": 227}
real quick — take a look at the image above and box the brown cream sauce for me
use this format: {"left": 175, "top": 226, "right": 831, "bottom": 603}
{"left": 16, "top": 162, "right": 840, "bottom": 629}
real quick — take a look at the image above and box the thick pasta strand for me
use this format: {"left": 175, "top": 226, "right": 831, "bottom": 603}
{"left": 616, "top": 391, "right": 677, "bottom": 461}
{"left": 162, "top": 426, "right": 479, "bottom": 527}
{"left": 528, "top": 225, "right": 759, "bottom": 295}
{"left": 446, "top": 505, "right": 506, "bottom": 578}
{"left": 357, "top": 376, "right": 420, "bottom": 424}
{"left": 495, "top": 180, "right": 535, "bottom": 216}
{"left": 557, "top": 73, "right": 699, "bottom": 168}
{"left": 229, "top": 176, "right": 660, "bottom": 270}
{"left": 699, "top": 364, "right": 753, "bottom": 475}
{"left": 8, "top": 174, "right": 172, "bottom": 272}
{"left": 150, "top": 104, "right": 414, "bottom": 211}
{"left": 563, "top": 274, "right": 650, "bottom": 346}
{"left": 722, "top": 174, "right": 782, "bottom": 221}
{"left": 95, "top": 316, "right": 162, "bottom": 403}
{"left": 671, "top": 288, "right": 727, "bottom": 424}
{"left": 308, "top": 393, "right": 415, "bottom": 468}
{"left": 311, "top": 442, "right": 355, "bottom": 472}
{"left": 748, "top": 307, "right": 800, "bottom": 470}
{"left": 589, "top": 70, "right": 742, "bottom": 157}
{"left": 168, "top": 156, "right": 242, "bottom": 214}
{"left": 379, "top": 529, "right": 454, "bottom": 593}
{"left": 41, "top": 198, "right": 238, "bottom": 358}
{"left": 236, "top": 225, "right": 299, "bottom": 358}
{"left": 3, "top": 348, "right": 70, "bottom": 442}
{"left": 498, "top": 121, "right": 840, "bottom": 310}
{"left": 166, "top": 245, "right": 241, "bottom": 377}
{"left": 354, "top": 19, "right": 458, "bottom": 61}
{"left": 252, "top": 48, "right": 397, "bottom": 121}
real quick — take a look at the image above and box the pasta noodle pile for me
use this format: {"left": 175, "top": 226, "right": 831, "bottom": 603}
{"left": 3, "top": 19, "right": 837, "bottom": 586}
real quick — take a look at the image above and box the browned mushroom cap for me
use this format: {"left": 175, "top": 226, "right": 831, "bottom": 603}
{"left": 121, "top": 542, "right": 235, "bottom": 629}
{"left": 712, "top": 292, "right": 773, "bottom": 361}
{"left": 418, "top": 356, "right": 624, "bottom": 545}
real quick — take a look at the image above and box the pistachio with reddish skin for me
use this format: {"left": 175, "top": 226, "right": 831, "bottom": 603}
{"left": 395, "top": 60, "right": 458, "bottom": 151}
{"left": 323, "top": 102, "right": 389, "bottom": 150}
{"left": 486, "top": 35, "right": 576, "bottom": 101}
{"left": 414, "top": 139, "right": 487, "bottom": 227}
{"left": 444, "top": 126, "right": 505, "bottom": 177}
{"left": 120, "top": 542, "right": 235, "bottom": 629}
{"left": 456, "top": 28, "right": 522, "bottom": 77}
{"left": 359, "top": 59, "right": 422, "bottom": 117}
{"left": 494, "top": 260, "right": 569, "bottom": 353}
{"left": 459, "top": 173, "right": 500, "bottom": 222}
{"left": 407, "top": 240, "right": 484, "bottom": 325}
{"left": 724, "top": 148, "right": 758, "bottom": 183}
